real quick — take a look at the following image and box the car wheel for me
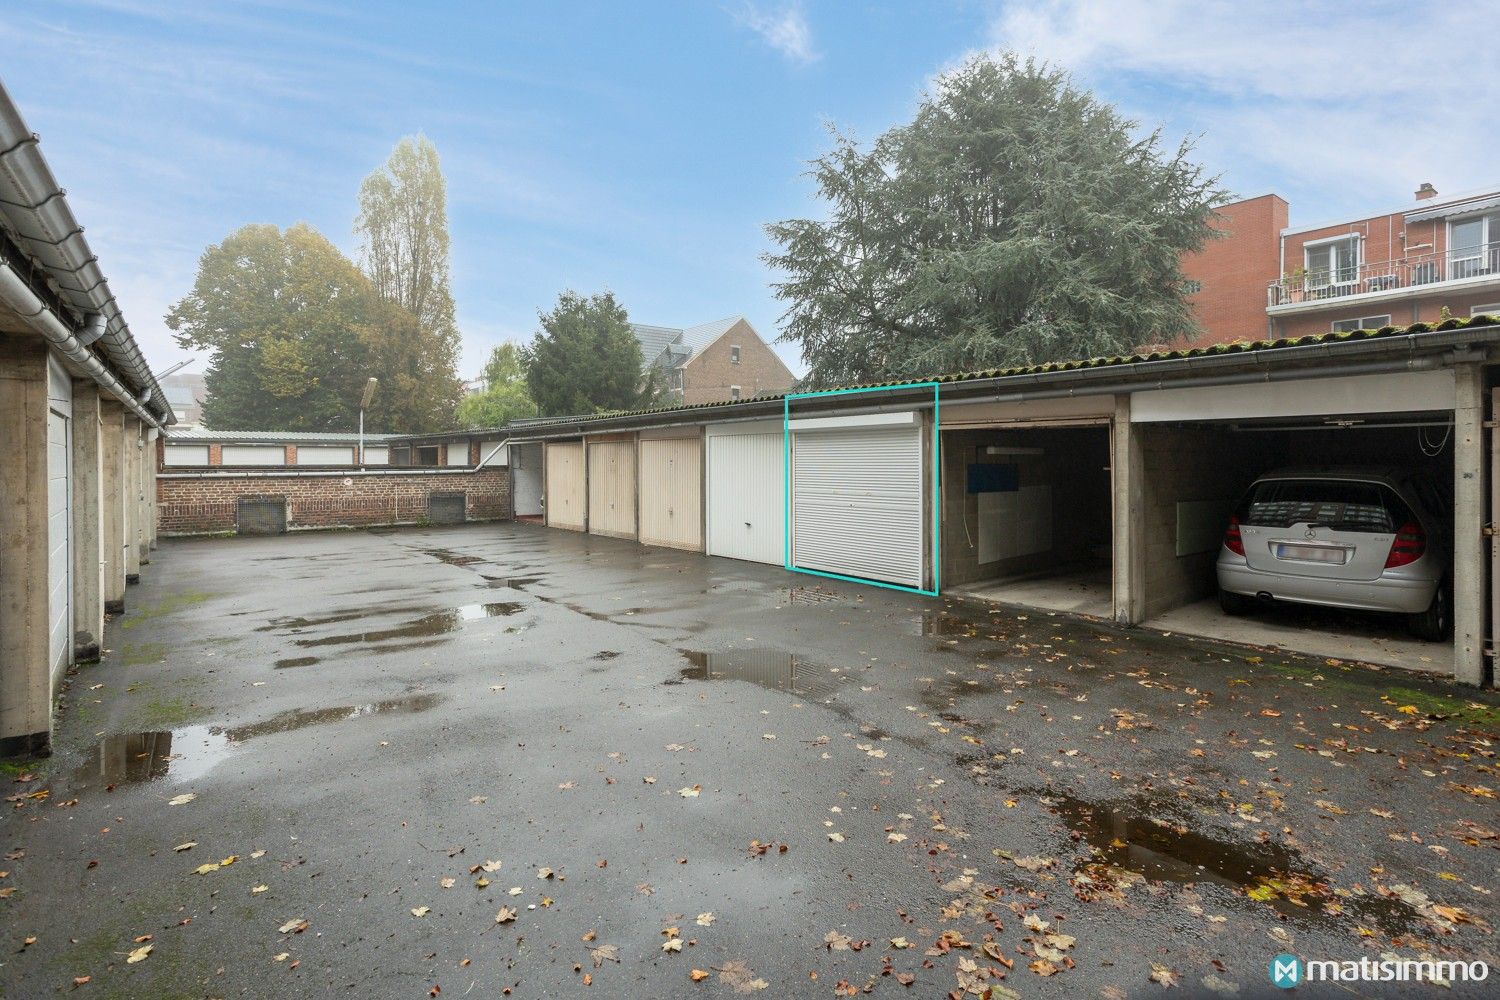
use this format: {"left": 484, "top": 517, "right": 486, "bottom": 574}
{"left": 1408, "top": 581, "right": 1451, "bottom": 642}
{"left": 1219, "top": 588, "right": 1252, "bottom": 616}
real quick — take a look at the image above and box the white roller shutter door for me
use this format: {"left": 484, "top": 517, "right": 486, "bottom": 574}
{"left": 706, "top": 423, "right": 783, "bottom": 565}
{"left": 791, "top": 422, "right": 925, "bottom": 588}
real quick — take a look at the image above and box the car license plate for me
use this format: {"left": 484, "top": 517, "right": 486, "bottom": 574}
{"left": 1275, "top": 543, "right": 1347, "bottom": 565}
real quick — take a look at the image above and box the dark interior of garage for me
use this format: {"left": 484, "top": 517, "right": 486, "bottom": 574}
{"left": 941, "top": 425, "right": 1113, "bottom": 615}
{"left": 1142, "top": 413, "right": 1455, "bottom": 653}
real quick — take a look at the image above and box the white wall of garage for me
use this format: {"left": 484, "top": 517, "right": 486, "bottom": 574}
{"left": 222, "top": 445, "right": 286, "bottom": 466}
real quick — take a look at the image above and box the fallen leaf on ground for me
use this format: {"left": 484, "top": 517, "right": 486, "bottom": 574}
{"left": 591, "top": 944, "right": 620, "bottom": 967}
{"left": 277, "top": 918, "right": 309, "bottom": 935}
{"left": 662, "top": 939, "right": 683, "bottom": 953}
{"left": 126, "top": 943, "right": 152, "bottom": 964}
{"left": 172, "top": 842, "right": 196, "bottom": 852}
{"left": 696, "top": 912, "right": 715, "bottom": 926}
{"left": 192, "top": 863, "right": 220, "bottom": 876}
{"left": 495, "top": 907, "right": 517, "bottom": 924}
{"left": 691, "top": 969, "right": 710, "bottom": 982}
{"left": 167, "top": 794, "right": 195, "bottom": 806}
{"left": 251, "top": 885, "right": 268, "bottom": 894}
{"left": 1150, "top": 964, "right": 1180, "bottom": 987}
{"left": 440, "top": 877, "right": 456, "bottom": 889}
{"left": 411, "top": 907, "right": 430, "bottom": 917}
{"left": 678, "top": 786, "right": 702, "bottom": 798}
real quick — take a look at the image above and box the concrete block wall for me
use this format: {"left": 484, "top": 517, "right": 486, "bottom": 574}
{"left": 156, "top": 468, "right": 512, "bottom": 535}
{"left": 1138, "top": 425, "right": 1271, "bottom": 620}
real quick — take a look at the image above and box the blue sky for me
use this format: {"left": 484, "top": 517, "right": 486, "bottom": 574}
{"left": 4, "top": 1, "right": 1497, "bottom": 380}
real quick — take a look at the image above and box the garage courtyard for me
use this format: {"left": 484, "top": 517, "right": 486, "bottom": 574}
{"left": 4, "top": 522, "right": 1499, "bottom": 997}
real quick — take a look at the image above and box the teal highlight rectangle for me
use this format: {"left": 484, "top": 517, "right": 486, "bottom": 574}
{"left": 783, "top": 382, "right": 941, "bottom": 597}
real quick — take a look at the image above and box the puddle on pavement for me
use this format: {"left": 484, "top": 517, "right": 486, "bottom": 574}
{"left": 274, "top": 656, "right": 320, "bottom": 669}
{"left": 70, "top": 726, "right": 232, "bottom": 790}
{"left": 784, "top": 586, "right": 844, "bottom": 606}
{"left": 1043, "top": 793, "right": 1420, "bottom": 934}
{"left": 215, "top": 693, "right": 443, "bottom": 741}
{"left": 483, "top": 575, "right": 542, "bottom": 589}
{"left": 921, "top": 609, "right": 1012, "bottom": 641}
{"left": 675, "top": 649, "right": 842, "bottom": 699}
{"left": 70, "top": 695, "right": 444, "bottom": 789}
{"left": 424, "top": 548, "right": 482, "bottom": 567}
{"left": 293, "top": 603, "right": 524, "bottom": 647}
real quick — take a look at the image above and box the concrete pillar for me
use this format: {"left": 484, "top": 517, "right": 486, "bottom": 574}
{"left": 1111, "top": 394, "right": 1146, "bottom": 625}
{"left": 1452, "top": 364, "right": 1488, "bottom": 686}
{"left": 124, "top": 415, "right": 142, "bottom": 583}
{"left": 0, "top": 336, "right": 53, "bottom": 753}
{"left": 101, "top": 399, "right": 128, "bottom": 613}
{"left": 70, "top": 381, "right": 104, "bottom": 663}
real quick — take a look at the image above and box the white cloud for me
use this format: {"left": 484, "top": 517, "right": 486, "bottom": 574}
{"left": 983, "top": 0, "right": 1500, "bottom": 218}
{"left": 732, "top": 2, "right": 818, "bottom": 64}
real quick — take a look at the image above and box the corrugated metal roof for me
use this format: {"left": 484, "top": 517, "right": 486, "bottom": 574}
{"left": 511, "top": 315, "right": 1500, "bottom": 432}
{"left": 164, "top": 430, "right": 400, "bottom": 443}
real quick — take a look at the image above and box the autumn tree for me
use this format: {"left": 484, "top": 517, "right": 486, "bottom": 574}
{"left": 167, "top": 224, "right": 375, "bottom": 430}
{"left": 764, "top": 53, "right": 1223, "bottom": 386}
{"left": 523, "top": 291, "right": 647, "bottom": 416}
{"left": 166, "top": 223, "right": 460, "bottom": 432}
{"left": 354, "top": 134, "right": 464, "bottom": 424}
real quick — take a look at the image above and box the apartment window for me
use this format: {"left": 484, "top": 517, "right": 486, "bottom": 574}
{"left": 729, "top": 385, "right": 741, "bottom": 400}
{"left": 1449, "top": 212, "right": 1500, "bottom": 279}
{"left": 1330, "top": 315, "right": 1391, "bottom": 333}
{"left": 730, "top": 345, "right": 742, "bottom": 364}
{"left": 1304, "top": 235, "right": 1359, "bottom": 287}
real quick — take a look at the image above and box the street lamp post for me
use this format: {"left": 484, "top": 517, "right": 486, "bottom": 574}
{"left": 359, "top": 377, "right": 378, "bottom": 468}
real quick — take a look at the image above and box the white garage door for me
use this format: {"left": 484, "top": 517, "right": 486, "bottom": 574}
{"left": 47, "top": 360, "right": 72, "bottom": 681}
{"left": 791, "top": 416, "right": 925, "bottom": 589}
{"left": 706, "top": 421, "right": 784, "bottom": 565}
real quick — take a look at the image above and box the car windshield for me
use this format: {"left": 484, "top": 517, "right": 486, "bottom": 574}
{"left": 1238, "top": 479, "right": 1408, "bottom": 533}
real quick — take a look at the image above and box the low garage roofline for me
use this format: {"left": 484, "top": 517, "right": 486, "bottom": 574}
{"left": 508, "top": 320, "right": 1500, "bottom": 441}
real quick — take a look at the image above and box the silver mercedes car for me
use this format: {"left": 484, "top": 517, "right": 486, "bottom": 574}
{"left": 1216, "top": 468, "right": 1451, "bottom": 640}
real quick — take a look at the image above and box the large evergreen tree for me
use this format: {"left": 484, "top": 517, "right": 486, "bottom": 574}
{"left": 764, "top": 53, "right": 1223, "bottom": 387}
{"left": 523, "top": 291, "right": 646, "bottom": 417}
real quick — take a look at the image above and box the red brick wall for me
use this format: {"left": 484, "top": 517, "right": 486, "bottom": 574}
{"left": 1180, "top": 194, "right": 1288, "bottom": 348}
{"left": 682, "top": 319, "right": 796, "bottom": 404}
{"left": 156, "top": 468, "right": 512, "bottom": 535}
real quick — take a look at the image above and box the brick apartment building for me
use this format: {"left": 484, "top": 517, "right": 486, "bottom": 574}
{"left": 632, "top": 315, "right": 796, "bottom": 404}
{"left": 1181, "top": 183, "right": 1500, "bottom": 347}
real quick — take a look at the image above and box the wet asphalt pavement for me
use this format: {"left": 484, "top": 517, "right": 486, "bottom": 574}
{"left": 3, "top": 523, "right": 1498, "bottom": 999}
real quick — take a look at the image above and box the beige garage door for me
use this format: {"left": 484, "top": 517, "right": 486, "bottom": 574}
{"left": 638, "top": 437, "right": 702, "bottom": 551}
{"left": 587, "top": 438, "right": 637, "bottom": 539}
{"left": 544, "top": 442, "right": 586, "bottom": 531}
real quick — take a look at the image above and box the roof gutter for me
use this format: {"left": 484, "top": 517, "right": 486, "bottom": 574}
{"left": 0, "top": 81, "right": 173, "bottom": 424}
{"left": 0, "top": 257, "right": 162, "bottom": 427}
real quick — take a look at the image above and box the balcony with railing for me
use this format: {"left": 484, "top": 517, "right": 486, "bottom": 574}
{"left": 1267, "top": 240, "right": 1500, "bottom": 308}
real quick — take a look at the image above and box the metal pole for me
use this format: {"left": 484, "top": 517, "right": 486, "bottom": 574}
{"left": 359, "top": 408, "right": 365, "bottom": 470}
